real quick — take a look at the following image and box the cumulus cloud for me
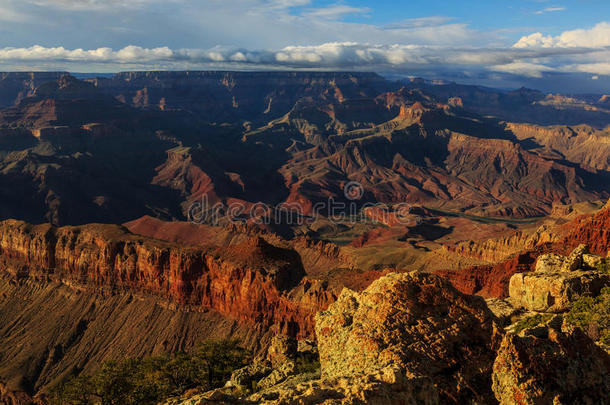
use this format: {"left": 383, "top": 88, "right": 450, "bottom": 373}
{"left": 514, "top": 22, "right": 610, "bottom": 48}
{"left": 0, "top": 45, "right": 174, "bottom": 62}
{"left": 1, "top": 42, "right": 607, "bottom": 78}
{"left": 0, "top": 0, "right": 608, "bottom": 85}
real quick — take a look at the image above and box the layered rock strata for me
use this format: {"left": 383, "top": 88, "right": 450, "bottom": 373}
{"left": 0, "top": 219, "right": 335, "bottom": 338}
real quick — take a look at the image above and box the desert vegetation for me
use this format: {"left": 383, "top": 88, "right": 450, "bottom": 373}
{"left": 50, "top": 340, "right": 249, "bottom": 405}
{"left": 566, "top": 287, "right": 610, "bottom": 345}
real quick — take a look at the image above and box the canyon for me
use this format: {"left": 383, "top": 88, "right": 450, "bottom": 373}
{"left": 0, "top": 72, "right": 608, "bottom": 226}
{"left": 0, "top": 71, "right": 609, "bottom": 403}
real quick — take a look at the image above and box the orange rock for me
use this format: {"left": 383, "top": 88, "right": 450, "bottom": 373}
{"left": 0, "top": 219, "right": 336, "bottom": 339}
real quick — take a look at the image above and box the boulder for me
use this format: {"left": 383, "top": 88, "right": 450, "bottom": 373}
{"left": 561, "top": 244, "right": 588, "bottom": 272}
{"left": 296, "top": 339, "right": 317, "bottom": 355}
{"left": 509, "top": 270, "right": 610, "bottom": 312}
{"left": 256, "top": 361, "right": 296, "bottom": 390}
{"left": 535, "top": 253, "right": 566, "bottom": 272}
{"left": 493, "top": 323, "right": 610, "bottom": 404}
{"left": 247, "top": 369, "right": 439, "bottom": 405}
{"left": 486, "top": 298, "right": 520, "bottom": 325}
{"left": 583, "top": 253, "right": 604, "bottom": 270}
{"left": 315, "top": 271, "right": 500, "bottom": 404}
{"left": 230, "top": 362, "right": 272, "bottom": 391}
{"left": 265, "top": 334, "right": 297, "bottom": 369}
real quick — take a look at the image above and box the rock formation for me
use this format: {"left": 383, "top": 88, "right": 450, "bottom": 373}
{"left": 0, "top": 218, "right": 343, "bottom": 398}
{"left": 0, "top": 220, "right": 338, "bottom": 339}
{"left": 437, "top": 251, "right": 539, "bottom": 298}
{"left": 0, "top": 72, "right": 67, "bottom": 108}
{"left": 313, "top": 272, "right": 500, "bottom": 404}
{"left": 509, "top": 245, "right": 610, "bottom": 312}
{"left": 447, "top": 225, "right": 558, "bottom": 264}
{"left": 0, "top": 276, "right": 261, "bottom": 396}
{"left": 1, "top": 72, "right": 610, "bottom": 404}
{"left": 164, "top": 268, "right": 610, "bottom": 405}
{"left": 0, "top": 73, "right": 608, "bottom": 225}
{"left": 493, "top": 321, "right": 610, "bottom": 404}
{"left": 441, "top": 204, "right": 610, "bottom": 300}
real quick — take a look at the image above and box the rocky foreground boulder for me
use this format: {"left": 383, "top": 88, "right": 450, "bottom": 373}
{"left": 509, "top": 245, "right": 610, "bottom": 312}
{"left": 164, "top": 271, "right": 610, "bottom": 405}
{"left": 493, "top": 320, "right": 610, "bottom": 405}
{"left": 314, "top": 272, "right": 501, "bottom": 404}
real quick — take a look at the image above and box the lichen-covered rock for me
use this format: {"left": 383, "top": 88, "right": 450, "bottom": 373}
{"left": 297, "top": 339, "right": 317, "bottom": 355}
{"left": 162, "top": 387, "right": 238, "bottom": 404}
{"left": 265, "top": 335, "right": 297, "bottom": 369}
{"left": 256, "top": 361, "right": 296, "bottom": 390}
{"left": 315, "top": 271, "right": 500, "bottom": 404}
{"left": 561, "top": 244, "right": 588, "bottom": 272}
{"left": 230, "top": 362, "right": 272, "bottom": 391}
{"left": 583, "top": 253, "right": 604, "bottom": 269}
{"left": 535, "top": 253, "right": 566, "bottom": 272}
{"left": 247, "top": 368, "right": 439, "bottom": 405}
{"left": 492, "top": 323, "right": 610, "bottom": 405}
{"left": 509, "top": 271, "right": 610, "bottom": 312}
{"left": 486, "top": 298, "right": 520, "bottom": 325}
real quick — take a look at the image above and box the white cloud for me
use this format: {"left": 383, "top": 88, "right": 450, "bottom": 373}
{"left": 534, "top": 6, "right": 566, "bottom": 15}
{"left": 303, "top": 5, "right": 369, "bottom": 20}
{"left": 0, "top": 45, "right": 175, "bottom": 62}
{"left": 514, "top": 22, "right": 610, "bottom": 48}
{"left": 562, "top": 63, "right": 610, "bottom": 76}
{"left": 0, "top": 42, "right": 605, "bottom": 77}
{"left": 491, "top": 62, "right": 555, "bottom": 78}
{"left": 0, "top": 0, "right": 482, "bottom": 49}
{"left": 383, "top": 16, "right": 455, "bottom": 30}
{"left": 0, "top": 0, "right": 608, "bottom": 83}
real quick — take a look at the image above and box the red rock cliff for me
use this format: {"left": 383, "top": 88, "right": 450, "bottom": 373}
{"left": 0, "top": 220, "right": 335, "bottom": 338}
{"left": 439, "top": 205, "right": 610, "bottom": 298}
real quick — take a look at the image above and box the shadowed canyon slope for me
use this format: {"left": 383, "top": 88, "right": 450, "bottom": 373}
{"left": 0, "top": 72, "right": 608, "bottom": 225}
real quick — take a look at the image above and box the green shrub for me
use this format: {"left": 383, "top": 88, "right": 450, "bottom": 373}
{"left": 295, "top": 353, "right": 320, "bottom": 375}
{"left": 50, "top": 339, "right": 249, "bottom": 405}
{"left": 512, "top": 314, "right": 553, "bottom": 334}
{"left": 597, "top": 258, "right": 610, "bottom": 275}
{"left": 566, "top": 287, "right": 610, "bottom": 345}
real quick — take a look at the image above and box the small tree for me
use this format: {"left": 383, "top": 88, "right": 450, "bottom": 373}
{"left": 50, "top": 339, "right": 249, "bottom": 405}
{"left": 566, "top": 287, "right": 610, "bottom": 345}
{"left": 193, "top": 339, "right": 249, "bottom": 388}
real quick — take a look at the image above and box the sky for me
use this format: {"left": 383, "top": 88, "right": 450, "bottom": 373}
{"left": 0, "top": 0, "right": 609, "bottom": 92}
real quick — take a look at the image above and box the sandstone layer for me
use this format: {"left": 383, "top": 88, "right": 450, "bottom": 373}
{"left": 0, "top": 219, "right": 335, "bottom": 339}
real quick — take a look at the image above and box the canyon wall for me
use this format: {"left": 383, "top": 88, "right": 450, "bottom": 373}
{"left": 439, "top": 204, "right": 610, "bottom": 298}
{"left": 0, "top": 220, "right": 335, "bottom": 339}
